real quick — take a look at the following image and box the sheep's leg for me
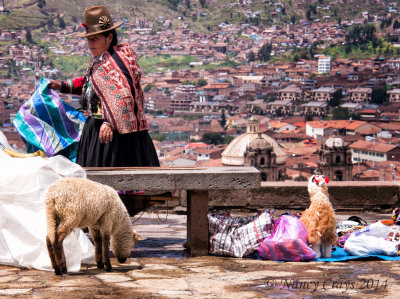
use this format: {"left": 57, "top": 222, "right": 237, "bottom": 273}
{"left": 54, "top": 222, "right": 75, "bottom": 274}
{"left": 89, "top": 228, "right": 104, "bottom": 269}
{"left": 46, "top": 235, "right": 59, "bottom": 274}
{"left": 102, "top": 234, "right": 112, "bottom": 272}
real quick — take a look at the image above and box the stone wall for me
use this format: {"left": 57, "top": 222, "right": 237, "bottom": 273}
{"left": 208, "top": 181, "right": 400, "bottom": 212}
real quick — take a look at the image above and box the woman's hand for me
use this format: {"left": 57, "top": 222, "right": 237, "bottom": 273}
{"left": 99, "top": 122, "right": 113, "bottom": 143}
{"left": 48, "top": 80, "right": 61, "bottom": 90}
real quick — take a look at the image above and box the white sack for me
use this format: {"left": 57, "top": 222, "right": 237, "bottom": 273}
{"left": 0, "top": 153, "right": 94, "bottom": 271}
{"left": 344, "top": 221, "right": 400, "bottom": 256}
{"left": 0, "top": 130, "right": 11, "bottom": 149}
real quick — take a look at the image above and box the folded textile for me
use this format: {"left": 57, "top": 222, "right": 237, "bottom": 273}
{"left": 13, "top": 78, "right": 86, "bottom": 160}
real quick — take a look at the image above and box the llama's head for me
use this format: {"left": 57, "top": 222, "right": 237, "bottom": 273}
{"left": 308, "top": 174, "right": 329, "bottom": 198}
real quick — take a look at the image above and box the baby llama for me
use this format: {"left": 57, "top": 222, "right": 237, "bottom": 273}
{"left": 45, "top": 177, "right": 139, "bottom": 275}
{"left": 300, "top": 174, "right": 337, "bottom": 258}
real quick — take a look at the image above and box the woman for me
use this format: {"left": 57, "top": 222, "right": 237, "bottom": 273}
{"left": 49, "top": 6, "right": 159, "bottom": 167}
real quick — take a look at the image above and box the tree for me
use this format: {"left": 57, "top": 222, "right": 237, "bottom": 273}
{"left": 275, "top": 107, "right": 283, "bottom": 117}
{"left": 258, "top": 42, "right": 272, "bottom": 62}
{"left": 329, "top": 89, "right": 342, "bottom": 107}
{"left": 350, "top": 113, "right": 361, "bottom": 120}
{"left": 252, "top": 106, "right": 264, "bottom": 115}
{"left": 247, "top": 51, "right": 255, "bottom": 63}
{"left": 223, "top": 135, "right": 234, "bottom": 144}
{"left": 26, "top": 30, "right": 33, "bottom": 43}
{"left": 371, "top": 87, "right": 387, "bottom": 105}
{"left": 143, "top": 84, "right": 155, "bottom": 92}
{"left": 201, "top": 132, "right": 224, "bottom": 145}
{"left": 7, "top": 59, "right": 18, "bottom": 78}
{"left": 219, "top": 109, "right": 227, "bottom": 129}
{"left": 168, "top": 0, "right": 180, "bottom": 8}
{"left": 38, "top": 0, "right": 46, "bottom": 9}
{"left": 196, "top": 78, "right": 207, "bottom": 87}
{"left": 393, "top": 19, "right": 400, "bottom": 30}
{"left": 290, "top": 14, "right": 296, "bottom": 24}
{"left": 199, "top": 0, "right": 206, "bottom": 8}
{"left": 304, "top": 113, "right": 313, "bottom": 122}
{"left": 332, "top": 107, "right": 349, "bottom": 120}
{"left": 58, "top": 16, "right": 66, "bottom": 29}
{"left": 151, "top": 133, "right": 167, "bottom": 142}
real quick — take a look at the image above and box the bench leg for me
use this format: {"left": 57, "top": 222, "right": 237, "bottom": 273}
{"left": 187, "top": 190, "right": 209, "bottom": 256}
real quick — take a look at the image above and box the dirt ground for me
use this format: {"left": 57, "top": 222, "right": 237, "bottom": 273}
{"left": 0, "top": 211, "right": 399, "bottom": 298}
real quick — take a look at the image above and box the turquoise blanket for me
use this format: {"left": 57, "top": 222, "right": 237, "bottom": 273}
{"left": 317, "top": 247, "right": 400, "bottom": 262}
{"left": 13, "top": 78, "right": 86, "bottom": 160}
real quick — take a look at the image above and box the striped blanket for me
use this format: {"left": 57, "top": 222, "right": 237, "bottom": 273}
{"left": 13, "top": 78, "right": 86, "bottom": 160}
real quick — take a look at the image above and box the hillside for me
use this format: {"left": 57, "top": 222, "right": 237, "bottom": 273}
{"left": 1, "top": 0, "right": 400, "bottom": 32}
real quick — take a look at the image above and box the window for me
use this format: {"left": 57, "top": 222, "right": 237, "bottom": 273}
{"left": 261, "top": 172, "right": 267, "bottom": 181}
{"left": 260, "top": 157, "right": 265, "bottom": 165}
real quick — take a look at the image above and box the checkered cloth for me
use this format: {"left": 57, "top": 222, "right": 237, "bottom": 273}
{"left": 208, "top": 210, "right": 274, "bottom": 257}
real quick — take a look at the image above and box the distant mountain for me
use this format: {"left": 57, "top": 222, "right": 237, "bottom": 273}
{"left": 0, "top": 0, "right": 398, "bottom": 32}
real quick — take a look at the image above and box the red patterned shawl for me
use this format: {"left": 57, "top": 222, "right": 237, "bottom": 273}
{"left": 90, "top": 44, "right": 148, "bottom": 134}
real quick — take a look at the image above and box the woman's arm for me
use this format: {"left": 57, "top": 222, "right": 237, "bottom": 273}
{"left": 48, "top": 77, "right": 86, "bottom": 95}
{"left": 48, "top": 80, "right": 61, "bottom": 90}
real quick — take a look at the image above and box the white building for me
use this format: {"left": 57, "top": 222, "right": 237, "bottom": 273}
{"left": 318, "top": 56, "right": 331, "bottom": 74}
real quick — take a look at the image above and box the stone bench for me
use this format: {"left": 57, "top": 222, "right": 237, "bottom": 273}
{"left": 86, "top": 166, "right": 260, "bottom": 256}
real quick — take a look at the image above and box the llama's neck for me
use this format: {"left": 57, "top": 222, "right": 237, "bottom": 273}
{"left": 311, "top": 189, "right": 330, "bottom": 203}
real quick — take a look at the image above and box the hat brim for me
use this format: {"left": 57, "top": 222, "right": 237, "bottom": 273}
{"left": 76, "top": 20, "right": 124, "bottom": 38}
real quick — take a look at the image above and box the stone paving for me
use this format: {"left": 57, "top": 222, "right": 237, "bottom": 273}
{"left": 0, "top": 211, "right": 400, "bottom": 298}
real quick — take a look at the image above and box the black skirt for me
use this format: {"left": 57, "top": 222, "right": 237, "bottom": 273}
{"left": 76, "top": 117, "right": 160, "bottom": 167}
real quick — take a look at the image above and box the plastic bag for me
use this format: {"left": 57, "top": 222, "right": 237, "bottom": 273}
{"left": 0, "top": 154, "right": 94, "bottom": 271}
{"left": 344, "top": 221, "right": 400, "bottom": 256}
{"left": 208, "top": 210, "right": 274, "bottom": 257}
{"left": 257, "top": 215, "right": 317, "bottom": 261}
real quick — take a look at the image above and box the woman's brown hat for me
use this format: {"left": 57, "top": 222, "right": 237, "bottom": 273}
{"left": 77, "top": 6, "right": 123, "bottom": 38}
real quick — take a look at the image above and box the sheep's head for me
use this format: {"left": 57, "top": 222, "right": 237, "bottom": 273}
{"left": 308, "top": 174, "right": 329, "bottom": 198}
{"left": 111, "top": 226, "right": 140, "bottom": 263}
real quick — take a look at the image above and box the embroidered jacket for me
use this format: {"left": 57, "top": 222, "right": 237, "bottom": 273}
{"left": 60, "top": 44, "right": 148, "bottom": 134}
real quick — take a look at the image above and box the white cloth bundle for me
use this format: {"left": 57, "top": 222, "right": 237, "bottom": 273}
{"left": 0, "top": 152, "right": 94, "bottom": 271}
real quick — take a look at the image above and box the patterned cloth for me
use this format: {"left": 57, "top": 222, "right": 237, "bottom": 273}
{"left": 13, "top": 78, "right": 86, "bottom": 160}
{"left": 208, "top": 210, "right": 274, "bottom": 258}
{"left": 60, "top": 45, "right": 148, "bottom": 134}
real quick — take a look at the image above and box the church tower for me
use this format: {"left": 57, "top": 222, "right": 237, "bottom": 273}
{"left": 244, "top": 133, "right": 286, "bottom": 181}
{"left": 317, "top": 134, "right": 353, "bottom": 181}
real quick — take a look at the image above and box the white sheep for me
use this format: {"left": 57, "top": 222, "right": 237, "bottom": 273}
{"left": 45, "top": 177, "right": 139, "bottom": 275}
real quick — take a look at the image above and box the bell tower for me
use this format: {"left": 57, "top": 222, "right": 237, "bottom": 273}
{"left": 317, "top": 134, "right": 353, "bottom": 181}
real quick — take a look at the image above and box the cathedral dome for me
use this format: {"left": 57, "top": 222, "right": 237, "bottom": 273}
{"left": 222, "top": 118, "right": 286, "bottom": 166}
{"left": 325, "top": 135, "right": 346, "bottom": 148}
{"left": 248, "top": 133, "right": 273, "bottom": 151}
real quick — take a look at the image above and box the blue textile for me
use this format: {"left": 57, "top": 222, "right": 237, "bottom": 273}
{"left": 13, "top": 78, "right": 86, "bottom": 161}
{"left": 317, "top": 247, "right": 400, "bottom": 262}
